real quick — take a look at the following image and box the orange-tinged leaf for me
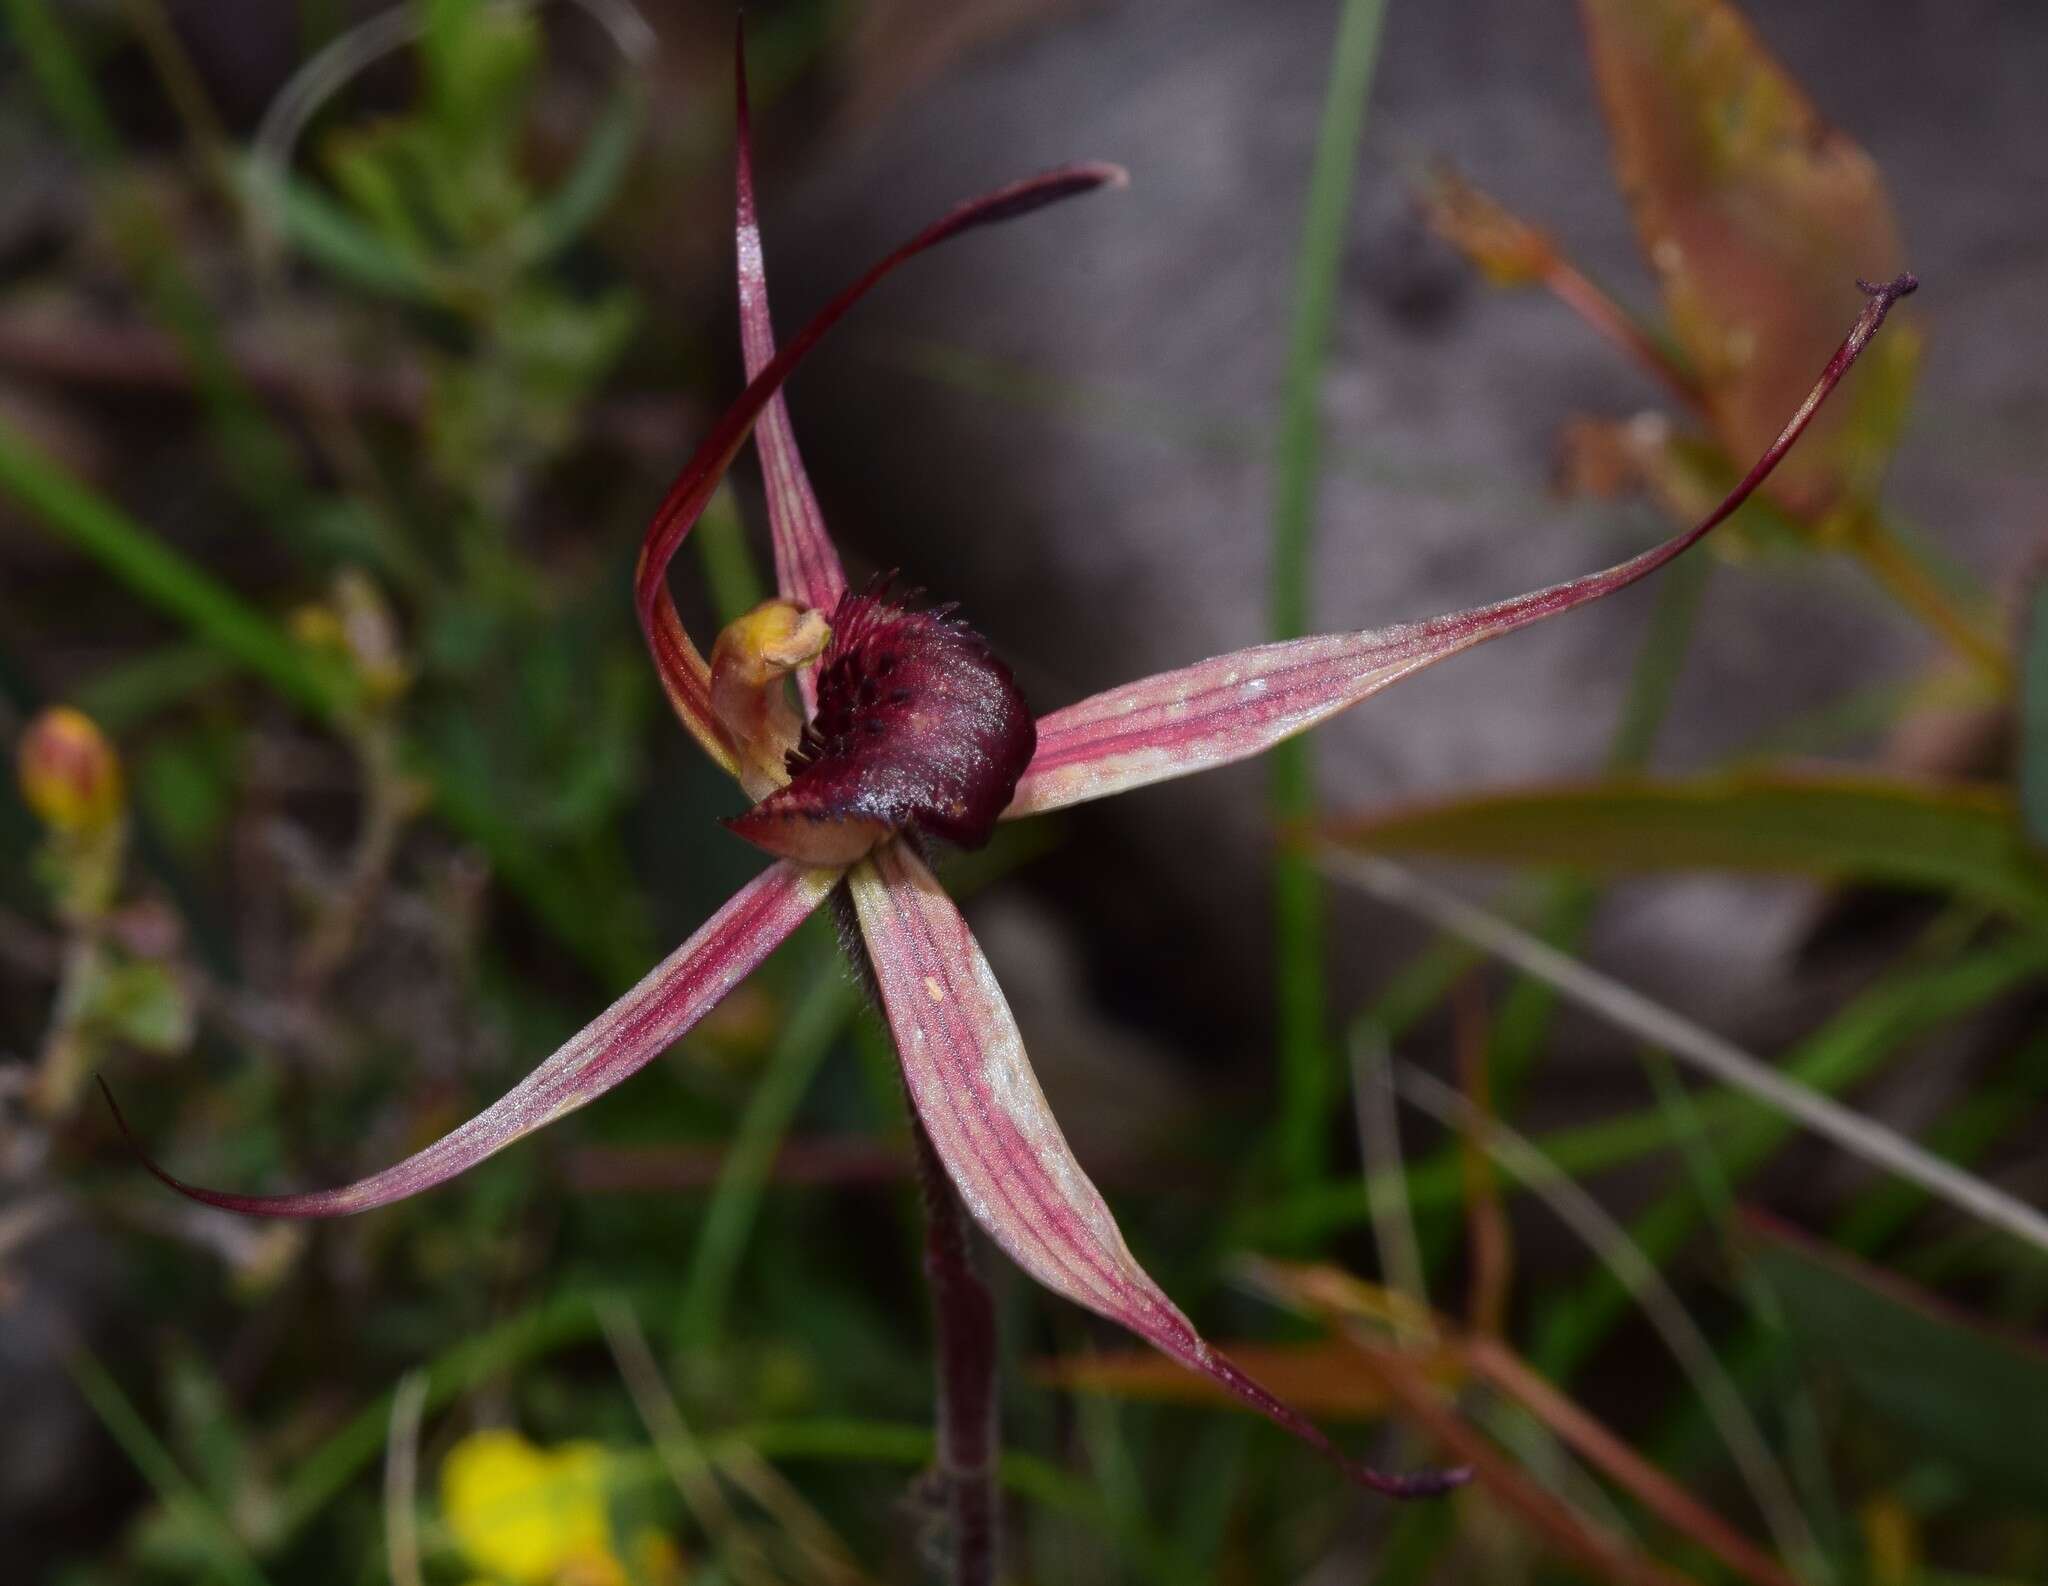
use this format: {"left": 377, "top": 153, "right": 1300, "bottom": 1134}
{"left": 1037, "top": 1340, "right": 1462, "bottom": 1420}
{"left": 1238, "top": 1257, "right": 1439, "bottom": 1336}
{"left": 1228, "top": 1262, "right": 1804, "bottom": 1586}
{"left": 1579, "top": 0, "right": 1918, "bottom": 513}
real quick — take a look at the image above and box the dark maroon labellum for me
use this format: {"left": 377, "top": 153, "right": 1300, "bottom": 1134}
{"left": 725, "top": 587, "right": 1036, "bottom": 866}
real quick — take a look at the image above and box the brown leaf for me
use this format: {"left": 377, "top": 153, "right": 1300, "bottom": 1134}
{"left": 1579, "top": 0, "right": 1919, "bottom": 514}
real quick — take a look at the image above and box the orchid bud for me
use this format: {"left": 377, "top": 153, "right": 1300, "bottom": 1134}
{"left": 18, "top": 706, "right": 123, "bottom": 835}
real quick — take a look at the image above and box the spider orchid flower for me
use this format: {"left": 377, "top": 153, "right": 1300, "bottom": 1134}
{"left": 113, "top": 52, "right": 1913, "bottom": 1501}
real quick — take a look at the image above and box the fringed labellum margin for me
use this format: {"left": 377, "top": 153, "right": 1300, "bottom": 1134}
{"left": 727, "top": 587, "right": 1037, "bottom": 866}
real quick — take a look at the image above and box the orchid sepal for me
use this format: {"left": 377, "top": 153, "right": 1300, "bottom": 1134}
{"left": 1007, "top": 273, "right": 1916, "bottom": 819}
{"left": 734, "top": 31, "right": 847, "bottom": 679}
{"left": 847, "top": 838, "right": 1467, "bottom": 1497}
{"left": 636, "top": 138, "right": 1125, "bottom": 778}
{"left": 106, "top": 861, "right": 840, "bottom": 1217}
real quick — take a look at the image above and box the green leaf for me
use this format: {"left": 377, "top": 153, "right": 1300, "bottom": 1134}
{"left": 1323, "top": 771, "right": 2048, "bottom": 918}
{"left": 423, "top": 0, "right": 541, "bottom": 158}
{"left": 246, "top": 163, "right": 439, "bottom": 301}
{"left": 1749, "top": 1220, "right": 2048, "bottom": 1498}
{"left": 322, "top": 125, "right": 438, "bottom": 266}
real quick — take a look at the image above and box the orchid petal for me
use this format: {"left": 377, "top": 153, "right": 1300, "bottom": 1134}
{"left": 847, "top": 839, "right": 1464, "bottom": 1498}
{"left": 638, "top": 144, "right": 1126, "bottom": 778}
{"left": 107, "top": 862, "right": 839, "bottom": 1217}
{"left": 734, "top": 36, "right": 846, "bottom": 698}
{"left": 1007, "top": 273, "right": 1915, "bottom": 819}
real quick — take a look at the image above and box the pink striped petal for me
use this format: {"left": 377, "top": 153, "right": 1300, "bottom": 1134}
{"left": 1008, "top": 273, "right": 1916, "bottom": 819}
{"left": 108, "top": 862, "right": 839, "bottom": 1217}
{"left": 734, "top": 37, "right": 846, "bottom": 697}
{"left": 848, "top": 839, "right": 1464, "bottom": 1498}
{"left": 638, "top": 147, "right": 1126, "bottom": 775}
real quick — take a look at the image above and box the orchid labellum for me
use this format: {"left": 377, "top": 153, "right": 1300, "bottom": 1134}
{"left": 114, "top": 43, "right": 1913, "bottom": 1507}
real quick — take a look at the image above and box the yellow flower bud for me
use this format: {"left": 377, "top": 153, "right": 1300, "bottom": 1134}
{"left": 17, "top": 707, "right": 124, "bottom": 834}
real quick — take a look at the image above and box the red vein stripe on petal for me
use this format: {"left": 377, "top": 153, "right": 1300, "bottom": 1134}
{"left": 1008, "top": 273, "right": 1916, "bottom": 819}
{"left": 106, "top": 862, "right": 839, "bottom": 1217}
{"left": 848, "top": 839, "right": 1465, "bottom": 1498}
{"left": 638, "top": 155, "right": 1127, "bottom": 776}
{"left": 735, "top": 37, "right": 846, "bottom": 670}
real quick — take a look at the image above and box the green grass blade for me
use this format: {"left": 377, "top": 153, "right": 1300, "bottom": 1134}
{"left": 1834, "top": 1030, "right": 2048, "bottom": 1254}
{"left": 1530, "top": 929, "right": 2048, "bottom": 1380}
{"left": 1242, "top": 932, "right": 2048, "bottom": 1248}
{"left": 7, "top": 0, "right": 338, "bottom": 554}
{"left": 724, "top": 1419, "right": 1182, "bottom": 1585}
{"left": 64, "top": 1345, "right": 277, "bottom": 1586}
{"left": 695, "top": 488, "right": 771, "bottom": 627}
{"left": 0, "top": 415, "right": 657, "bottom": 983}
{"left": 0, "top": 417, "right": 357, "bottom": 718}
{"left": 1268, "top": 0, "right": 1392, "bottom": 1194}
{"left": 677, "top": 956, "right": 858, "bottom": 1352}
{"left": 275, "top": 1291, "right": 605, "bottom": 1544}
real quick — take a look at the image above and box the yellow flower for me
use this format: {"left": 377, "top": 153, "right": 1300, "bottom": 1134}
{"left": 441, "top": 1429, "right": 622, "bottom": 1586}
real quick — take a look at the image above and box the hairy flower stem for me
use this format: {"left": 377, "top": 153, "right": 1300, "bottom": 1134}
{"left": 909, "top": 1114, "right": 1000, "bottom": 1586}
